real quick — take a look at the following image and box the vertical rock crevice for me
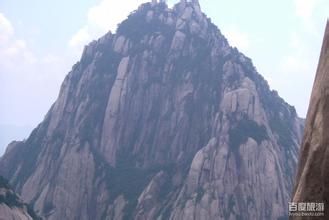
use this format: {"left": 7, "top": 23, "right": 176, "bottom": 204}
{"left": 0, "top": 1, "right": 304, "bottom": 220}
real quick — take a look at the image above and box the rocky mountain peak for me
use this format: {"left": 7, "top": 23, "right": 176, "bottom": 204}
{"left": 0, "top": 1, "right": 303, "bottom": 219}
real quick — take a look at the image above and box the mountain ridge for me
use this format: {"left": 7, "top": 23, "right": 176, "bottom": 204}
{"left": 1, "top": 1, "right": 303, "bottom": 219}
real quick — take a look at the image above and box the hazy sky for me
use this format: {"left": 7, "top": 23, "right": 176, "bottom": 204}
{"left": 0, "top": 0, "right": 328, "bottom": 154}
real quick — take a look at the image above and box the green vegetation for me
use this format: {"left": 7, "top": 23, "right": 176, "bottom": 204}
{"left": 229, "top": 118, "right": 267, "bottom": 150}
{"left": 0, "top": 176, "right": 41, "bottom": 220}
{"left": 269, "top": 118, "right": 294, "bottom": 150}
{"left": 196, "top": 186, "right": 204, "bottom": 202}
{"left": 27, "top": 204, "right": 42, "bottom": 220}
{"left": 228, "top": 196, "right": 236, "bottom": 212}
{"left": 106, "top": 166, "right": 155, "bottom": 203}
{"left": 94, "top": 49, "right": 122, "bottom": 75}
{"left": 99, "top": 154, "right": 161, "bottom": 220}
{"left": 223, "top": 195, "right": 236, "bottom": 219}
{"left": 0, "top": 191, "right": 21, "bottom": 208}
{"left": 117, "top": 3, "right": 173, "bottom": 43}
{"left": 246, "top": 196, "right": 255, "bottom": 208}
{"left": 0, "top": 176, "right": 10, "bottom": 189}
{"left": 94, "top": 146, "right": 178, "bottom": 220}
{"left": 161, "top": 205, "right": 173, "bottom": 220}
{"left": 43, "top": 201, "right": 55, "bottom": 215}
{"left": 156, "top": 166, "right": 176, "bottom": 202}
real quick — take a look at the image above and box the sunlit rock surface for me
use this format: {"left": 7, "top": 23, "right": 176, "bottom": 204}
{"left": 291, "top": 21, "right": 329, "bottom": 220}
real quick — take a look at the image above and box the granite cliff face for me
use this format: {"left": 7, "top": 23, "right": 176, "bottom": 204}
{"left": 0, "top": 176, "right": 39, "bottom": 220}
{"left": 291, "top": 21, "right": 329, "bottom": 220}
{"left": 0, "top": 1, "right": 303, "bottom": 219}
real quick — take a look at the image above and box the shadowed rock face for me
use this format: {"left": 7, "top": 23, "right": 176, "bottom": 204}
{"left": 0, "top": 176, "right": 40, "bottom": 220}
{"left": 0, "top": 1, "right": 303, "bottom": 220}
{"left": 291, "top": 21, "right": 329, "bottom": 220}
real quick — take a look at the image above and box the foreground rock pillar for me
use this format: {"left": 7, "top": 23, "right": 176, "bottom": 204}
{"left": 291, "top": 20, "right": 329, "bottom": 220}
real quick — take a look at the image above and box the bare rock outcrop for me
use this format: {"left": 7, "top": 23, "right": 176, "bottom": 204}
{"left": 291, "top": 21, "right": 329, "bottom": 220}
{"left": 1, "top": 1, "right": 303, "bottom": 219}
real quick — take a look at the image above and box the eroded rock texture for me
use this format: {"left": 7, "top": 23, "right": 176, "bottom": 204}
{"left": 1, "top": 1, "right": 303, "bottom": 219}
{"left": 291, "top": 21, "right": 329, "bottom": 220}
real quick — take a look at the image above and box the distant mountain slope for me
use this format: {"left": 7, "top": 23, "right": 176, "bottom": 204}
{"left": 1, "top": 1, "right": 303, "bottom": 219}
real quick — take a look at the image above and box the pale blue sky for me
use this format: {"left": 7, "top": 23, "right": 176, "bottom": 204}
{"left": 0, "top": 0, "right": 328, "bottom": 154}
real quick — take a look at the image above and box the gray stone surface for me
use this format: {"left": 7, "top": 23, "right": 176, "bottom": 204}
{"left": 0, "top": 1, "right": 303, "bottom": 220}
